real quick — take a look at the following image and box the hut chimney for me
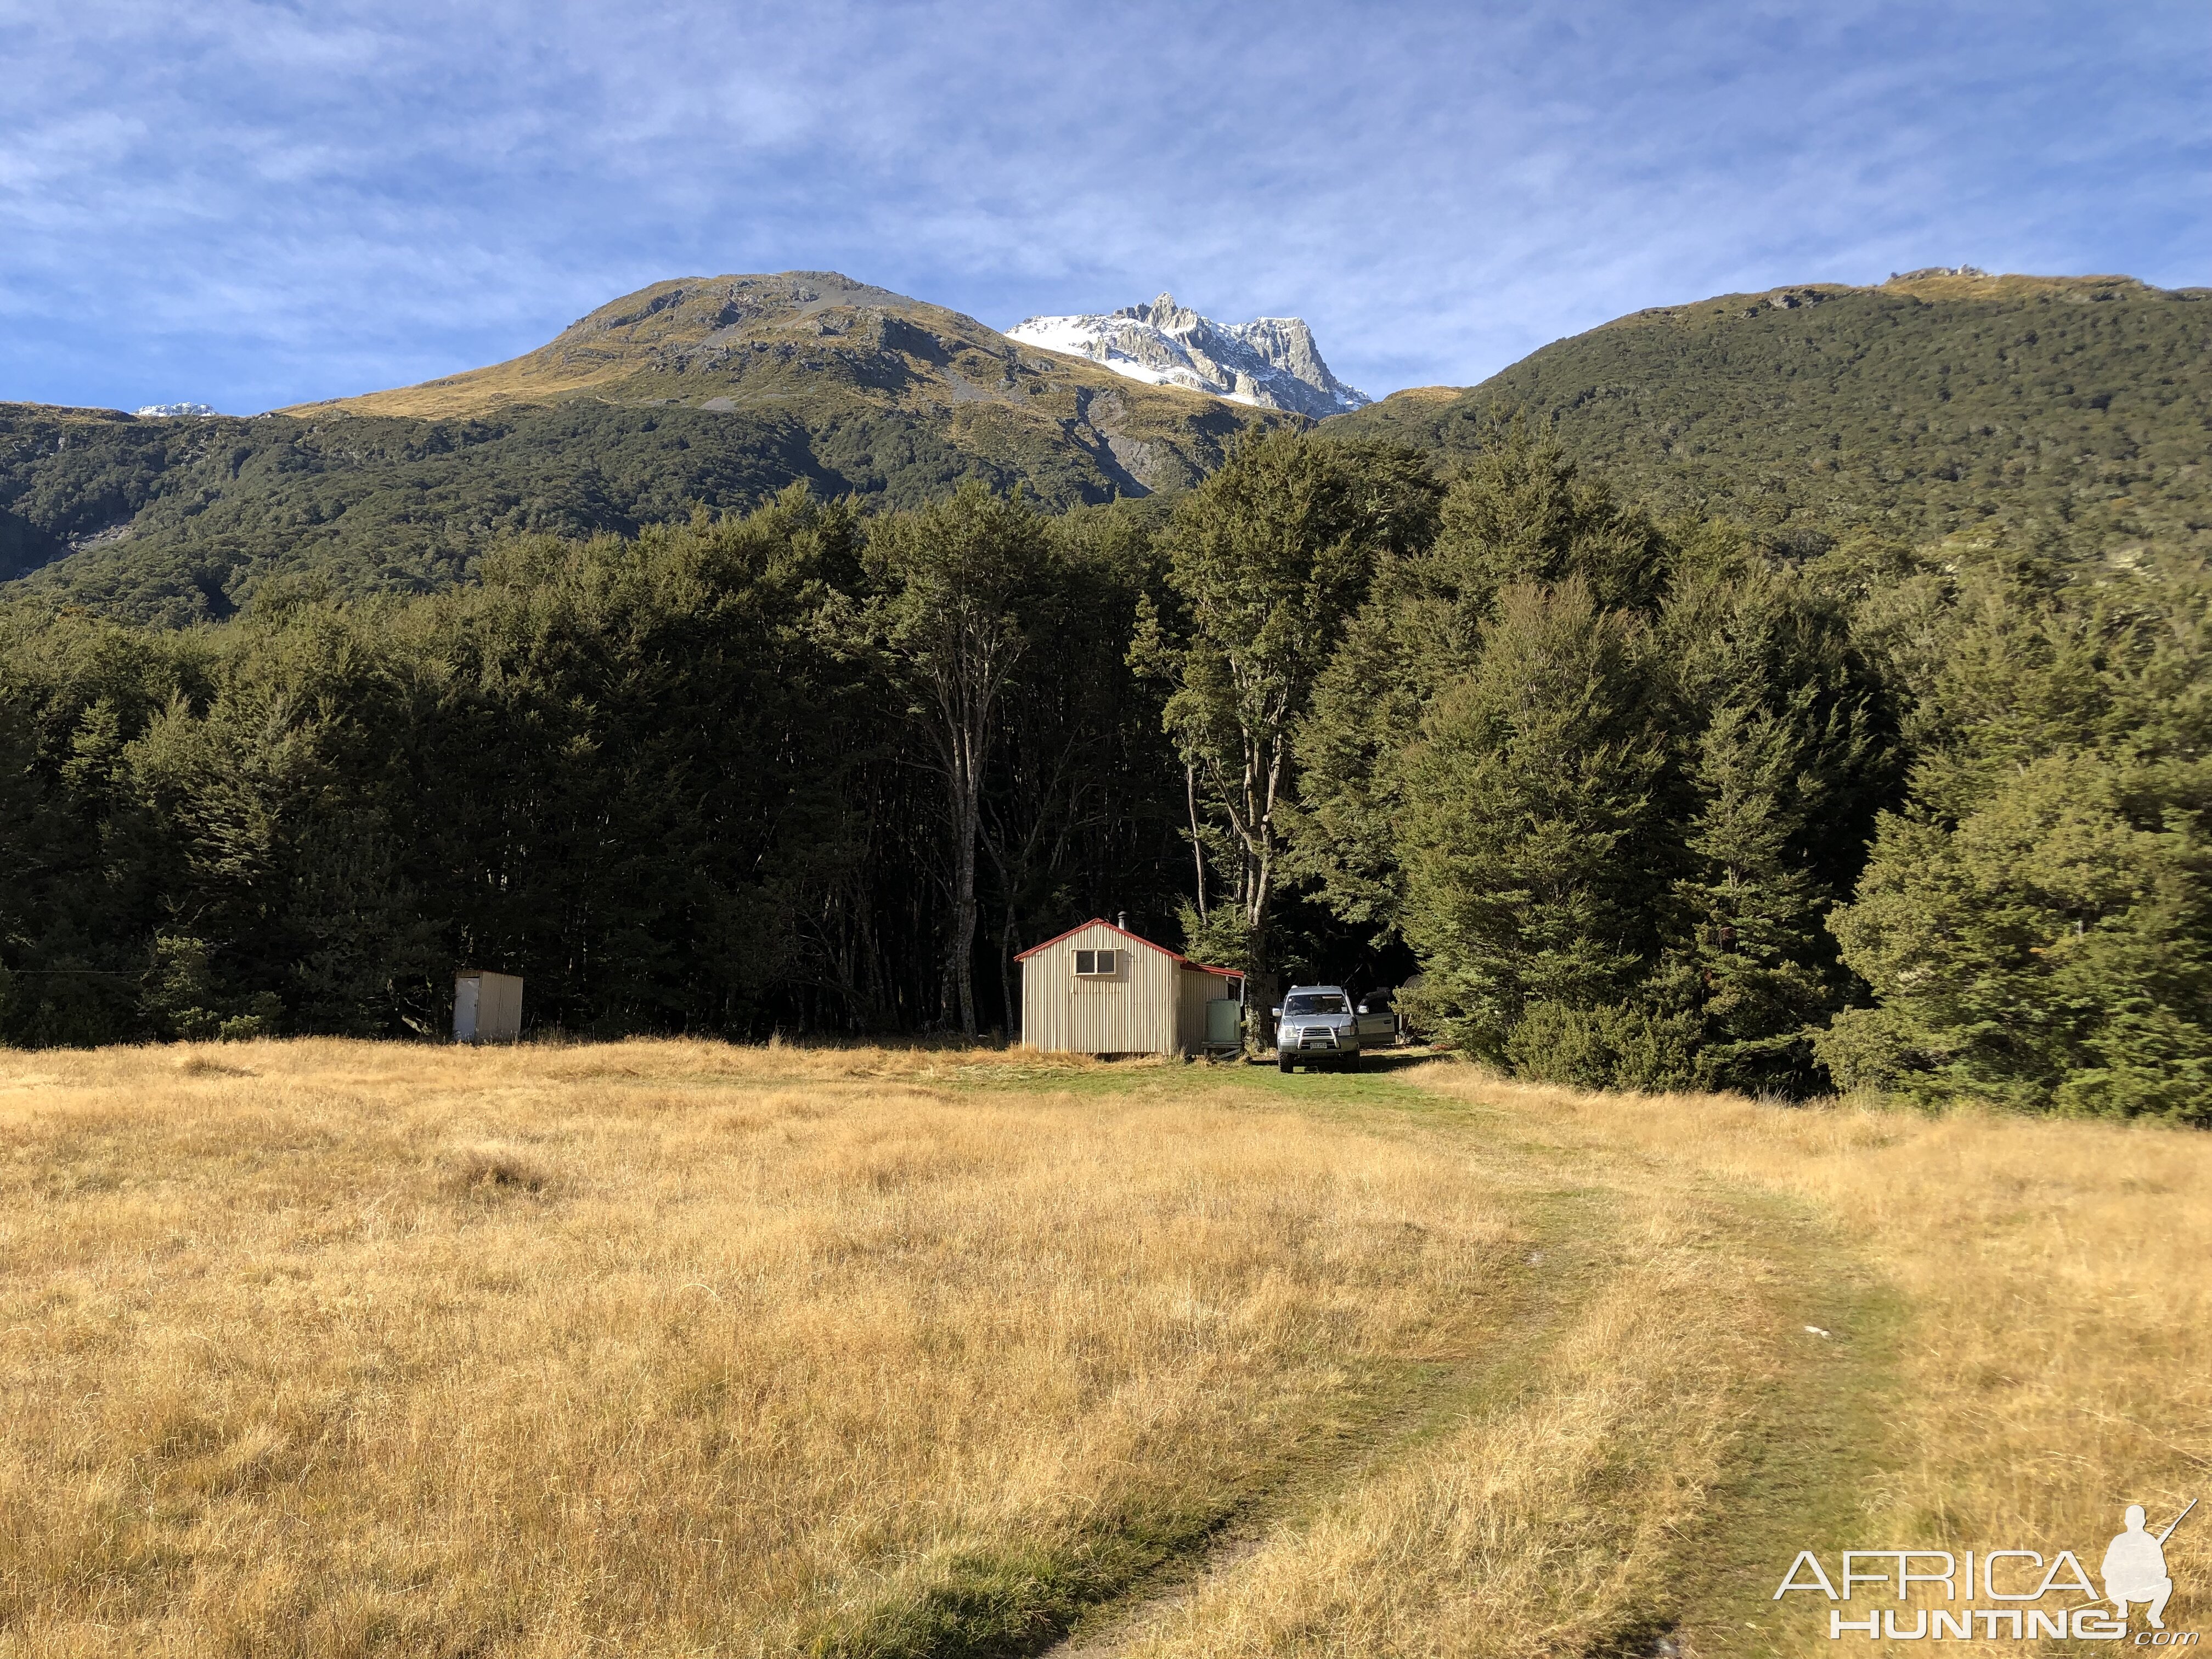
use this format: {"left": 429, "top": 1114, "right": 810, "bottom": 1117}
{"left": 1117, "top": 911, "right": 1128, "bottom": 932}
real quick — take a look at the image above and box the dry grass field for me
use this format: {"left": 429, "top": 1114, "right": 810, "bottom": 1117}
{"left": 1124, "top": 1075, "right": 2212, "bottom": 1657}
{"left": 0, "top": 1040, "right": 2204, "bottom": 1658}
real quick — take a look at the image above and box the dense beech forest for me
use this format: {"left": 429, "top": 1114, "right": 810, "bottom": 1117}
{"left": 3, "top": 426, "right": 2207, "bottom": 1119}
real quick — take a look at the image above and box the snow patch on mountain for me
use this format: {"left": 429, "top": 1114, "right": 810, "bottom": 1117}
{"left": 134, "top": 402, "right": 218, "bottom": 418}
{"left": 1007, "top": 294, "right": 1368, "bottom": 419}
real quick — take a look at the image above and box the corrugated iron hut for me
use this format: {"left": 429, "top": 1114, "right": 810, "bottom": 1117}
{"left": 1017, "top": 919, "right": 1243, "bottom": 1057}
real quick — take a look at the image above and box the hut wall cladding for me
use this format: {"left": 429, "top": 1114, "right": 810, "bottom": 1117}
{"left": 1021, "top": 922, "right": 1179, "bottom": 1054}
{"left": 1177, "top": 964, "right": 1217, "bottom": 1053}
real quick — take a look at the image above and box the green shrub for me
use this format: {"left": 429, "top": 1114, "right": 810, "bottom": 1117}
{"left": 1506, "top": 1001, "right": 1698, "bottom": 1093}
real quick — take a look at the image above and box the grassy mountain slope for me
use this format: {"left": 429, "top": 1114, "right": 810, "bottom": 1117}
{"left": 285, "top": 270, "right": 1269, "bottom": 466}
{"left": 1327, "top": 272, "right": 2212, "bottom": 555}
{"left": 2, "top": 272, "right": 1281, "bottom": 624}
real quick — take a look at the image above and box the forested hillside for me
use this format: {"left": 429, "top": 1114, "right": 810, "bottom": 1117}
{"left": 0, "top": 273, "right": 1279, "bottom": 624}
{"left": 1328, "top": 271, "right": 2212, "bottom": 557}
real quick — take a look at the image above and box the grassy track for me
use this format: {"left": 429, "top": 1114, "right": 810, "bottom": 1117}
{"left": 1399, "top": 1069, "right": 2211, "bottom": 1657}
{"left": 1035, "top": 1060, "right": 1906, "bottom": 1659}
{"left": 0, "top": 1042, "right": 2203, "bottom": 1657}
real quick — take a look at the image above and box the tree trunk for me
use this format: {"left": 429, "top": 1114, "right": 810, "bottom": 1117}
{"left": 1247, "top": 964, "right": 1280, "bottom": 1054}
{"left": 1229, "top": 726, "right": 1285, "bottom": 1052}
{"left": 1187, "top": 762, "right": 1207, "bottom": 918}
{"left": 952, "top": 834, "right": 978, "bottom": 1035}
{"left": 948, "top": 735, "right": 981, "bottom": 1036}
{"left": 999, "top": 898, "right": 1019, "bottom": 1042}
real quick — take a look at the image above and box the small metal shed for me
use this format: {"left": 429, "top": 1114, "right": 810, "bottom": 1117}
{"left": 454, "top": 970, "right": 524, "bottom": 1045}
{"left": 1017, "top": 919, "right": 1242, "bottom": 1057}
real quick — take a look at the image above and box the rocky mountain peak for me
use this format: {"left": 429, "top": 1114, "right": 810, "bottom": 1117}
{"left": 1007, "top": 294, "right": 1368, "bottom": 419}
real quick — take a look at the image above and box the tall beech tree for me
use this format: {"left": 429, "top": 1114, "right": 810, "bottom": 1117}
{"left": 1295, "top": 424, "right": 1671, "bottom": 940}
{"left": 1639, "top": 537, "right": 1892, "bottom": 1092}
{"left": 1296, "top": 431, "right": 1897, "bottom": 1092}
{"left": 867, "top": 482, "right": 1057, "bottom": 1035}
{"left": 1396, "top": 578, "right": 1674, "bottom": 1063}
{"left": 1136, "top": 430, "right": 1438, "bottom": 1026}
{"left": 1817, "top": 549, "right": 2212, "bottom": 1120}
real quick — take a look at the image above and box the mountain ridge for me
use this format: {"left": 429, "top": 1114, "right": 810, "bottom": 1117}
{"left": 0, "top": 272, "right": 1301, "bottom": 621}
{"left": 286, "top": 270, "right": 1277, "bottom": 481}
{"left": 1325, "top": 269, "right": 2212, "bottom": 556}
{"left": 284, "top": 269, "right": 1300, "bottom": 503}
{"left": 8, "top": 266, "right": 2210, "bottom": 623}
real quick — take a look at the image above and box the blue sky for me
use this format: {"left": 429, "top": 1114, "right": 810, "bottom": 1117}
{"left": 3, "top": 0, "right": 2207, "bottom": 414}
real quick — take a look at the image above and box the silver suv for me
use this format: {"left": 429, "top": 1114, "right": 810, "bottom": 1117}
{"left": 1273, "top": 985, "right": 1396, "bottom": 1073}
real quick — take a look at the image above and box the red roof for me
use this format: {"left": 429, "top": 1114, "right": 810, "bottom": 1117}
{"left": 1014, "top": 918, "right": 1242, "bottom": 979}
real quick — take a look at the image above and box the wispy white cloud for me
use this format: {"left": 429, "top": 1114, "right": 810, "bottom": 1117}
{"left": 0, "top": 0, "right": 2205, "bottom": 411}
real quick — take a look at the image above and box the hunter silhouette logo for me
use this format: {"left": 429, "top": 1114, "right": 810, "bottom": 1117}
{"left": 2107, "top": 1501, "right": 2193, "bottom": 1630}
{"left": 1774, "top": 1498, "right": 2198, "bottom": 1641}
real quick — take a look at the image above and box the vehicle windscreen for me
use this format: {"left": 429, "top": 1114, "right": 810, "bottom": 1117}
{"left": 1283, "top": 994, "right": 1348, "bottom": 1015}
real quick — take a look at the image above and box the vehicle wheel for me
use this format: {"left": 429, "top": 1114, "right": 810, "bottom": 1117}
{"left": 1278, "top": 1054, "right": 1294, "bottom": 1073}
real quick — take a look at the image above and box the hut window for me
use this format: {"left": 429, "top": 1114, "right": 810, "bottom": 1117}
{"left": 1073, "top": 949, "right": 1119, "bottom": 977}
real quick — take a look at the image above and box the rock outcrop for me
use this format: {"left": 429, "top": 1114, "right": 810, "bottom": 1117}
{"left": 1008, "top": 294, "right": 1368, "bottom": 419}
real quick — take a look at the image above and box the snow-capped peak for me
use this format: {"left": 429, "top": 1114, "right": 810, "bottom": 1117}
{"left": 1007, "top": 293, "right": 1369, "bottom": 419}
{"left": 134, "top": 402, "right": 218, "bottom": 418}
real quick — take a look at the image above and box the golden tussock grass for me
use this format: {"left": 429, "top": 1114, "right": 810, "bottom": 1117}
{"left": 2, "top": 1040, "right": 2204, "bottom": 1658}
{"left": 1111, "top": 1211, "right": 1754, "bottom": 1658}
{"left": 0, "top": 1039, "right": 1518, "bottom": 1658}
{"left": 1480, "top": 1080, "right": 2212, "bottom": 1560}
{"left": 1093, "top": 1074, "right": 2210, "bottom": 1658}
